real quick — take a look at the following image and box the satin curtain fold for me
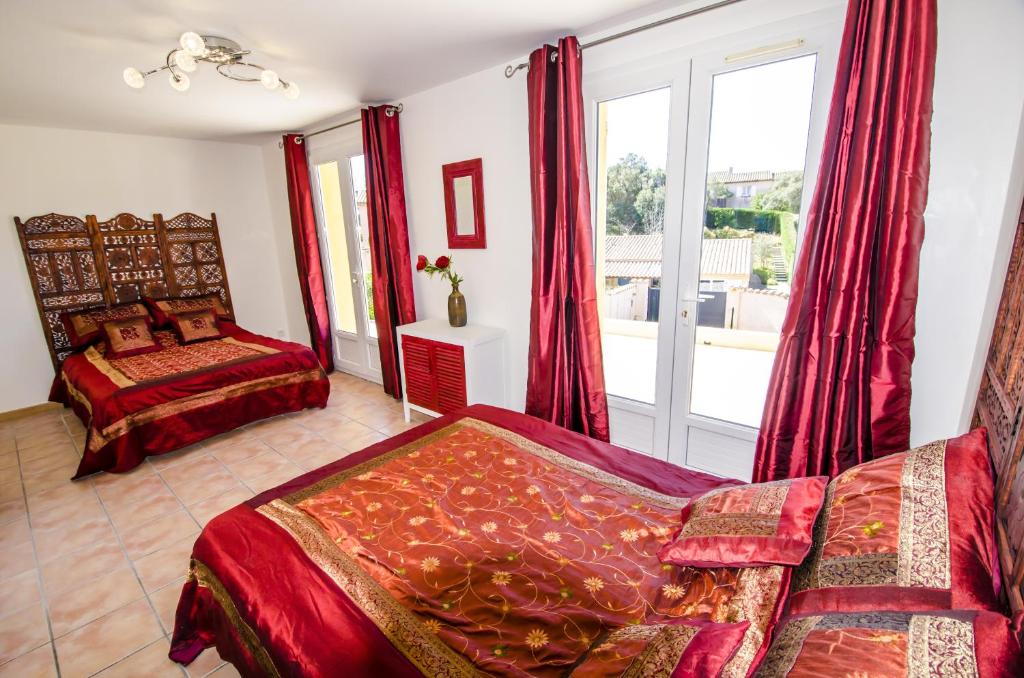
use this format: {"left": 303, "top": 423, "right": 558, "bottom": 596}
{"left": 524, "top": 36, "right": 610, "bottom": 442}
{"left": 361, "top": 106, "right": 417, "bottom": 399}
{"left": 282, "top": 134, "right": 334, "bottom": 372}
{"left": 753, "top": 0, "right": 937, "bottom": 482}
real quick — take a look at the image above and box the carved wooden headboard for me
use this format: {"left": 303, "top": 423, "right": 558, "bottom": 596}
{"left": 974, "top": 194, "right": 1024, "bottom": 614}
{"left": 15, "top": 212, "right": 234, "bottom": 370}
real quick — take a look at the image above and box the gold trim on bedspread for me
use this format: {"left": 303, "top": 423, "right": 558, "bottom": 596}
{"left": 86, "top": 368, "right": 325, "bottom": 453}
{"left": 84, "top": 346, "right": 137, "bottom": 387}
{"left": 189, "top": 559, "right": 281, "bottom": 678}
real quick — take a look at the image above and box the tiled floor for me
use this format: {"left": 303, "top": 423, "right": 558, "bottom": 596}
{"left": 0, "top": 371, "right": 425, "bottom": 677}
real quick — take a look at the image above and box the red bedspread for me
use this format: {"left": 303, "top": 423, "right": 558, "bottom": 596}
{"left": 171, "top": 406, "right": 789, "bottom": 677}
{"left": 55, "top": 322, "right": 329, "bottom": 478}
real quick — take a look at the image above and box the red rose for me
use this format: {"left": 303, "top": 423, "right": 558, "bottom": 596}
{"left": 434, "top": 255, "right": 450, "bottom": 269}
{"left": 416, "top": 254, "right": 428, "bottom": 271}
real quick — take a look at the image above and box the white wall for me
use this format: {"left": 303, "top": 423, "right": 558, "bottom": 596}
{"left": 0, "top": 124, "right": 300, "bottom": 412}
{"left": 910, "top": 0, "right": 1024, "bottom": 445}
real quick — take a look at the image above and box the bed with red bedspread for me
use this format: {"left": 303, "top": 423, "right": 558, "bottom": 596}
{"left": 53, "top": 321, "right": 329, "bottom": 478}
{"left": 168, "top": 404, "right": 806, "bottom": 677}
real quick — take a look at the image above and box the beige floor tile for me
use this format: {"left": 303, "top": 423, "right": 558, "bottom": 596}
{"left": 242, "top": 463, "right": 304, "bottom": 495}
{"left": 22, "top": 463, "right": 80, "bottom": 497}
{"left": 342, "top": 431, "right": 388, "bottom": 453}
{"left": 89, "top": 462, "right": 155, "bottom": 487}
{"left": 0, "top": 515, "right": 30, "bottom": 549}
{"left": 0, "top": 569, "right": 41, "bottom": 615}
{"left": 226, "top": 451, "right": 296, "bottom": 484}
{"left": 95, "top": 474, "right": 169, "bottom": 512}
{"left": 318, "top": 420, "right": 379, "bottom": 447}
{"left": 0, "top": 481, "right": 21, "bottom": 504}
{"left": 186, "top": 486, "right": 253, "bottom": 528}
{"left": 54, "top": 599, "right": 163, "bottom": 678}
{"left": 147, "top": 445, "right": 206, "bottom": 471}
{"left": 207, "top": 439, "right": 271, "bottom": 466}
{"left": 33, "top": 515, "right": 116, "bottom": 563}
{"left": 0, "top": 465, "right": 19, "bottom": 486}
{"left": 164, "top": 464, "right": 239, "bottom": 507}
{"left": 121, "top": 510, "right": 199, "bottom": 561}
{"left": 148, "top": 578, "right": 186, "bottom": 633}
{"left": 0, "top": 603, "right": 49, "bottom": 665}
{"left": 0, "top": 540, "right": 36, "bottom": 581}
{"left": 201, "top": 428, "right": 255, "bottom": 453}
{"left": 18, "top": 448, "right": 79, "bottom": 477}
{"left": 0, "top": 495, "right": 26, "bottom": 527}
{"left": 254, "top": 425, "right": 322, "bottom": 452}
{"left": 28, "top": 493, "right": 106, "bottom": 532}
{"left": 15, "top": 431, "right": 71, "bottom": 454}
{"left": 48, "top": 568, "right": 145, "bottom": 638}
{"left": 276, "top": 437, "right": 343, "bottom": 463}
{"left": 203, "top": 659, "right": 241, "bottom": 677}
{"left": 24, "top": 481, "right": 95, "bottom": 518}
{"left": 107, "top": 492, "right": 183, "bottom": 535}
{"left": 38, "top": 539, "right": 129, "bottom": 595}
{"left": 94, "top": 637, "right": 184, "bottom": 677}
{"left": 0, "top": 642, "right": 56, "bottom": 678}
{"left": 133, "top": 535, "right": 197, "bottom": 592}
{"left": 184, "top": 644, "right": 227, "bottom": 677}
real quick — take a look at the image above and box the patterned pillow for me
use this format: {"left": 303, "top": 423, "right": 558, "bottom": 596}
{"left": 571, "top": 619, "right": 750, "bottom": 678}
{"left": 170, "top": 310, "right": 224, "bottom": 344}
{"left": 755, "top": 610, "right": 1022, "bottom": 678}
{"left": 61, "top": 302, "right": 150, "bottom": 348}
{"left": 658, "top": 477, "right": 827, "bottom": 567}
{"left": 145, "top": 294, "right": 230, "bottom": 328}
{"left": 789, "top": 428, "right": 1002, "bottom": 614}
{"left": 100, "top": 316, "right": 162, "bottom": 359}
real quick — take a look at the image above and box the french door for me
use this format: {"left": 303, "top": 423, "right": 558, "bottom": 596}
{"left": 307, "top": 136, "right": 383, "bottom": 382}
{"left": 585, "top": 17, "right": 839, "bottom": 480}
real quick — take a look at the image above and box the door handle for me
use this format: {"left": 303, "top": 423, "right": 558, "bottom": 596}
{"left": 680, "top": 297, "right": 704, "bottom": 319}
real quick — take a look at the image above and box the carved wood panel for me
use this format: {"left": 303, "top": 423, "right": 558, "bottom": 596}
{"left": 975, "top": 193, "right": 1024, "bottom": 613}
{"left": 14, "top": 212, "right": 234, "bottom": 372}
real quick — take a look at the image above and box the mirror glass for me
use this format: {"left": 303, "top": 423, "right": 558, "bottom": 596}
{"left": 452, "top": 176, "right": 475, "bottom": 235}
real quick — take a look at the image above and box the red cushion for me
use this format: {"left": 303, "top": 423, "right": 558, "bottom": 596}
{"left": 100, "top": 316, "right": 162, "bottom": 359}
{"left": 170, "top": 310, "right": 224, "bottom": 344}
{"left": 658, "top": 476, "right": 827, "bottom": 567}
{"left": 145, "top": 295, "right": 230, "bottom": 328}
{"left": 757, "top": 609, "right": 1021, "bottom": 678}
{"left": 570, "top": 619, "right": 750, "bottom": 678}
{"left": 61, "top": 302, "right": 150, "bottom": 348}
{"left": 788, "top": 428, "right": 1002, "bottom": 614}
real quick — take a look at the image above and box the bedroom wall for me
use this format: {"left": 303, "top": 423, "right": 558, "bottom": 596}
{"left": 0, "top": 124, "right": 300, "bottom": 412}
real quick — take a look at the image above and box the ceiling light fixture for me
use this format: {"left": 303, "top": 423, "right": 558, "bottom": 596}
{"left": 123, "top": 33, "right": 299, "bottom": 98}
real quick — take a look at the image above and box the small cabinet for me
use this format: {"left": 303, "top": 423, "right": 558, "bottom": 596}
{"left": 397, "top": 319, "right": 507, "bottom": 422}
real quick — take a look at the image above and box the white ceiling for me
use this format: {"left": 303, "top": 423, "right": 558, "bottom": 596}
{"left": 0, "top": 0, "right": 676, "bottom": 144}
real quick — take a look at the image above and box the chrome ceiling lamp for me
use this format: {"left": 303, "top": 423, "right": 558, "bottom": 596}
{"left": 123, "top": 32, "right": 299, "bottom": 99}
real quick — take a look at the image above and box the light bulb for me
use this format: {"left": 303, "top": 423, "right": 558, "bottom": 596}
{"left": 179, "top": 31, "right": 206, "bottom": 57}
{"left": 260, "top": 69, "right": 280, "bottom": 90}
{"left": 169, "top": 72, "right": 190, "bottom": 92}
{"left": 172, "top": 50, "right": 197, "bottom": 73}
{"left": 123, "top": 67, "right": 145, "bottom": 89}
{"left": 281, "top": 81, "right": 300, "bottom": 100}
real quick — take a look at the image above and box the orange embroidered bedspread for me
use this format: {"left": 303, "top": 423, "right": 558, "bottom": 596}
{"left": 99, "top": 330, "right": 277, "bottom": 383}
{"left": 172, "top": 408, "right": 788, "bottom": 677}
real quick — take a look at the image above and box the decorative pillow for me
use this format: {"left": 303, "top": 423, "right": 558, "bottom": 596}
{"left": 755, "top": 610, "right": 1022, "bottom": 678}
{"left": 658, "top": 477, "right": 828, "bottom": 567}
{"left": 61, "top": 302, "right": 150, "bottom": 348}
{"left": 571, "top": 619, "right": 750, "bottom": 678}
{"left": 145, "top": 294, "right": 230, "bottom": 328}
{"left": 789, "top": 428, "right": 1002, "bottom": 614}
{"left": 100, "top": 316, "right": 162, "bottom": 359}
{"left": 170, "top": 310, "right": 224, "bottom": 344}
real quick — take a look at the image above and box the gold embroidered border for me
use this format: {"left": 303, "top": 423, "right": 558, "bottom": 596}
{"left": 61, "top": 372, "right": 93, "bottom": 417}
{"left": 624, "top": 624, "right": 701, "bottom": 678}
{"left": 189, "top": 558, "right": 281, "bottom": 678}
{"left": 754, "top": 616, "right": 819, "bottom": 676}
{"left": 87, "top": 368, "right": 324, "bottom": 453}
{"left": 908, "top": 614, "right": 977, "bottom": 678}
{"left": 223, "top": 336, "right": 281, "bottom": 355}
{"left": 84, "top": 346, "right": 136, "bottom": 387}
{"left": 720, "top": 565, "right": 786, "bottom": 678}
{"left": 283, "top": 417, "right": 691, "bottom": 509}
{"left": 898, "top": 441, "right": 951, "bottom": 589}
{"left": 257, "top": 499, "right": 481, "bottom": 678}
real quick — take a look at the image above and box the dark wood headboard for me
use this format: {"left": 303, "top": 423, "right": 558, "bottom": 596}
{"left": 974, "top": 193, "right": 1024, "bottom": 614}
{"left": 15, "top": 212, "right": 234, "bottom": 370}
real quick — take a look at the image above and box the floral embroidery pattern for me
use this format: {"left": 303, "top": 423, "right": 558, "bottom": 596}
{"left": 264, "top": 420, "right": 782, "bottom": 677}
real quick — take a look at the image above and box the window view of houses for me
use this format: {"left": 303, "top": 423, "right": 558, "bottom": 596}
{"left": 596, "top": 55, "right": 816, "bottom": 429}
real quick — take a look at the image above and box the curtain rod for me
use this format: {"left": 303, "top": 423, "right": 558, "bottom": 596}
{"left": 504, "top": 0, "right": 747, "bottom": 77}
{"left": 281, "top": 103, "right": 403, "bottom": 146}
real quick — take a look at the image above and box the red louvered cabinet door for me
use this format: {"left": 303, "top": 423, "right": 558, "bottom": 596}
{"left": 433, "top": 342, "right": 467, "bottom": 413}
{"left": 401, "top": 335, "right": 437, "bottom": 411}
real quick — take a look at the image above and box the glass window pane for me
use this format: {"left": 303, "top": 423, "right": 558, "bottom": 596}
{"left": 594, "top": 87, "right": 671, "bottom": 405}
{"left": 315, "top": 161, "right": 357, "bottom": 334}
{"left": 348, "top": 155, "right": 378, "bottom": 339}
{"left": 690, "top": 55, "right": 817, "bottom": 427}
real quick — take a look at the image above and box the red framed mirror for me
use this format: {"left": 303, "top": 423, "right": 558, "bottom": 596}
{"left": 442, "top": 158, "right": 486, "bottom": 249}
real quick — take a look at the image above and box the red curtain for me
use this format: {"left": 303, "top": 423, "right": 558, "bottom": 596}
{"left": 753, "top": 0, "right": 937, "bottom": 482}
{"left": 524, "top": 36, "right": 610, "bottom": 442}
{"left": 361, "top": 106, "right": 417, "bottom": 399}
{"left": 282, "top": 134, "right": 333, "bottom": 372}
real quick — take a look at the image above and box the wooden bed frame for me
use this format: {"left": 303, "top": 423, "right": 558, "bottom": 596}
{"left": 974, "top": 193, "right": 1024, "bottom": 614}
{"left": 14, "top": 212, "right": 234, "bottom": 370}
